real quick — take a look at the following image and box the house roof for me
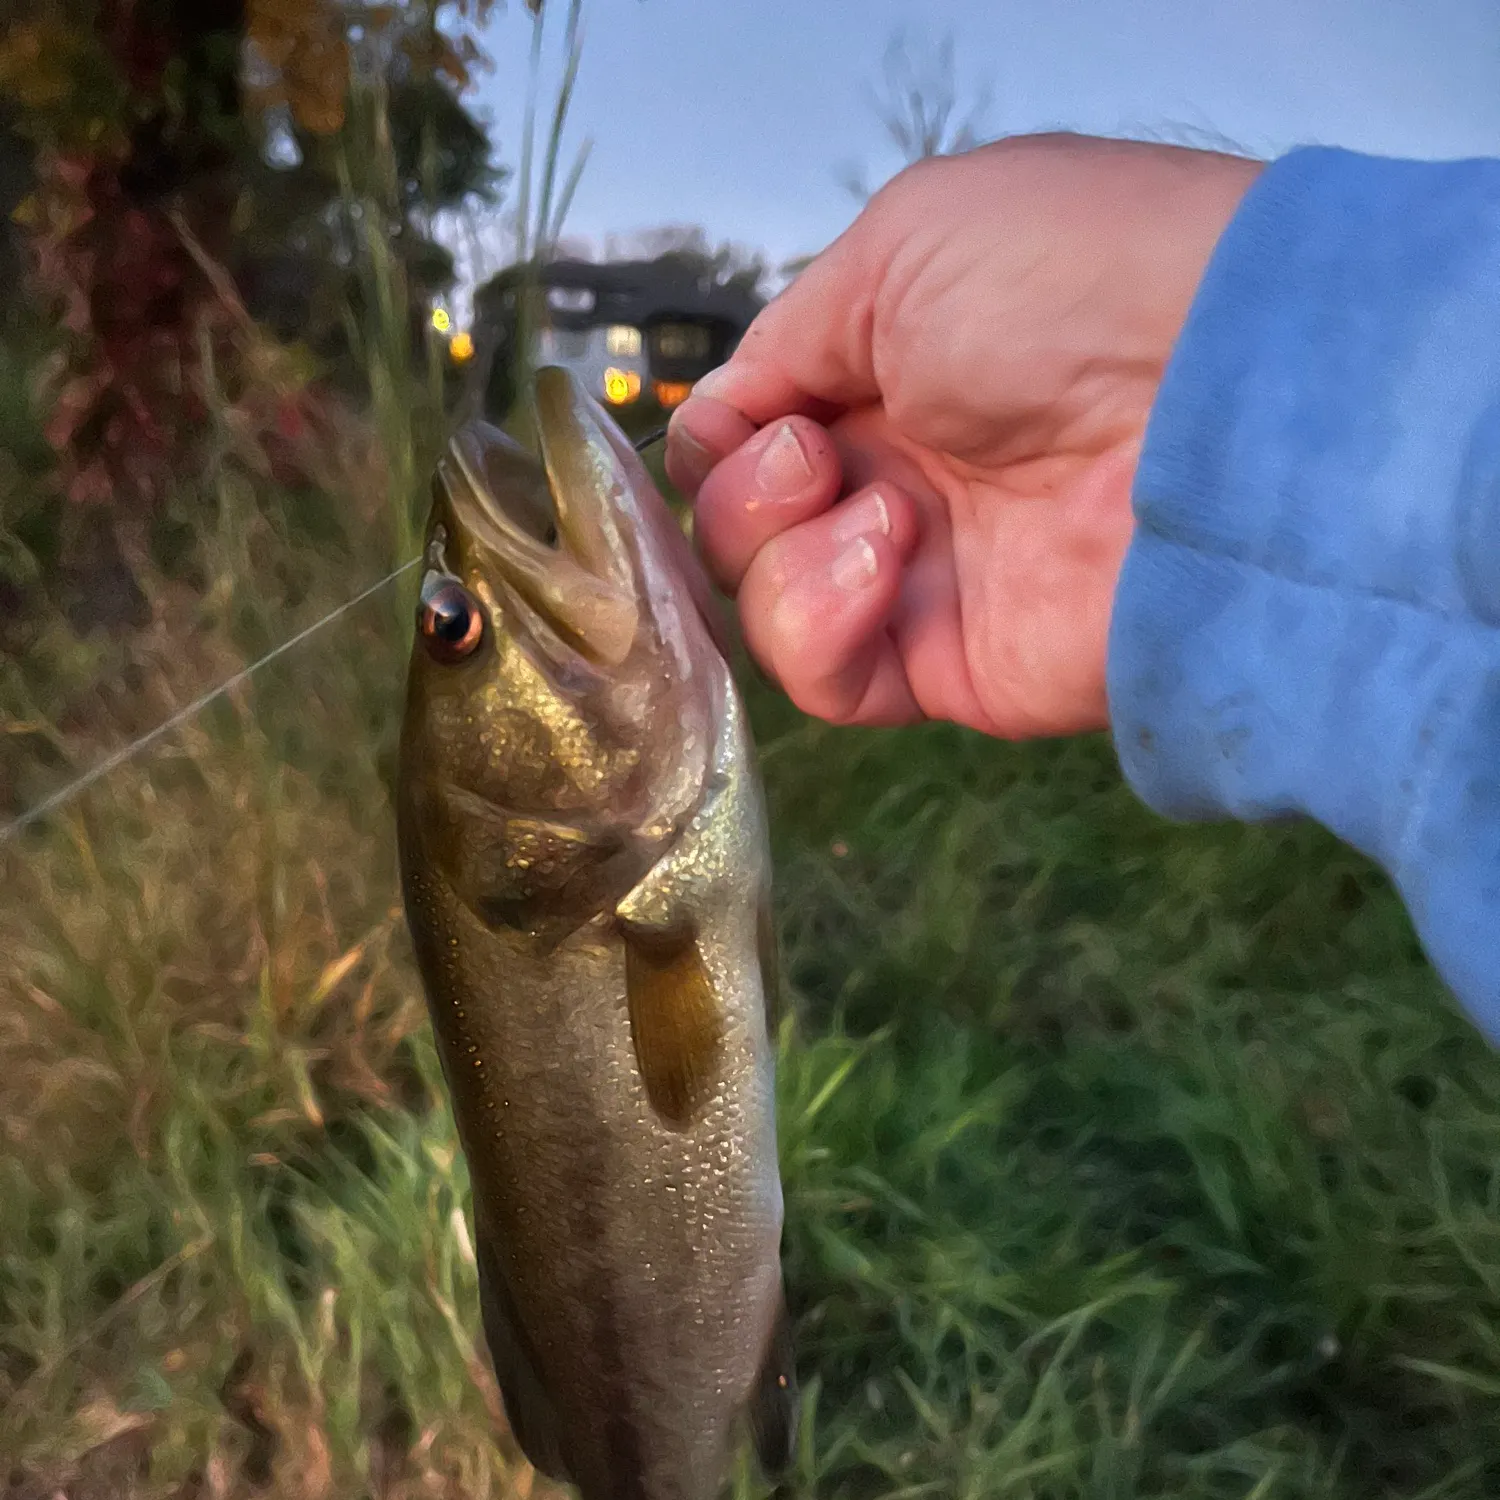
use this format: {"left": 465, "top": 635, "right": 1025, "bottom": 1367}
{"left": 474, "top": 256, "right": 766, "bottom": 332}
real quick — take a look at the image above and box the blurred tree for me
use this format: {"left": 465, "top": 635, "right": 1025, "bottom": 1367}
{"left": 232, "top": 5, "right": 505, "bottom": 391}
{"left": 389, "top": 72, "right": 496, "bottom": 218}
{"left": 838, "top": 28, "right": 993, "bottom": 203}
{"left": 599, "top": 224, "right": 770, "bottom": 298}
{"left": 0, "top": 0, "right": 250, "bottom": 624}
{"left": 0, "top": 0, "right": 500, "bottom": 625}
{"left": 0, "top": 103, "right": 35, "bottom": 294}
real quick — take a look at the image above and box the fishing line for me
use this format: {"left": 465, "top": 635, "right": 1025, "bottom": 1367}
{"left": 0, "top": 424, "right": 674, "bottom": 845}
{"left": 0, "top": 559, "right": 422, "bottom": 846}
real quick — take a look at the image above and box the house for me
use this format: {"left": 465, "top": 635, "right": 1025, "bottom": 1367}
{"left": 470, "top": 254, "right": 766, "bottom": 419}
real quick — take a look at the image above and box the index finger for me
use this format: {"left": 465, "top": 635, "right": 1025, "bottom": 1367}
{"left": 665, "top": 222, "right": 885, "bottom": 479}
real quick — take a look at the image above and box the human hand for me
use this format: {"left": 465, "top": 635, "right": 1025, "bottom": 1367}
{"left": 665, "top": 133, "right": 1263, "bottom": 738}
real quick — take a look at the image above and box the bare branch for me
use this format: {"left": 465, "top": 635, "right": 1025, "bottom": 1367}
{"left": 842, "top": 28, "right": 993, "bottom": 203}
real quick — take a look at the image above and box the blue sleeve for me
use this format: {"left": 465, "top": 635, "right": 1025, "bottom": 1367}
{"left": 1106, "top": 146, "right": 1500, "bottom": 1040}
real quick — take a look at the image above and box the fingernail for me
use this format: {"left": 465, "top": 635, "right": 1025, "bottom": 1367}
{"left": 830, "top": 491, "right": 891, "bottom": 546}
{"left": 754, "top": 422, "right": 812, "bottom": 497}
{"left": 830, "top": 536, "right": 878, "bottom": 593}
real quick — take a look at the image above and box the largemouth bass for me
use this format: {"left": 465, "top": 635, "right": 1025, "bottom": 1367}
{"left": 395, "top": 367, "right": 797, "bottom": 1500}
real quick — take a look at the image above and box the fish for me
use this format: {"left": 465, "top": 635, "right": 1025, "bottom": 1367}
{"left": 395, "top": 366, "right": 797, "bottom": 1500}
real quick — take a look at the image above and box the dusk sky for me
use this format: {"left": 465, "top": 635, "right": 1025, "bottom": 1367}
{"left": 462, "top": 0, "right": 1500, "bottom": 287}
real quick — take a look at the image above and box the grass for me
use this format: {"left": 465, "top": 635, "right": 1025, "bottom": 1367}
{"left": 4, "top": 438, "right": 1500, "bottom": 1496}
{"left": 759, "top": 711, "right": 1500, "bottom": 1498}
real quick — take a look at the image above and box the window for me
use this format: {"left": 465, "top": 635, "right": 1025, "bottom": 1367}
{"left": 652, "top": 323, "right": 712, "bottom": 360}
{"left": 546, "top": 285, "right": 595, "bottom": 315}
{"left": 606, "top": 324, "right": 643, "bottom": 356}
{"left": 653, "top": 380, "right": 693, "bottom": 409}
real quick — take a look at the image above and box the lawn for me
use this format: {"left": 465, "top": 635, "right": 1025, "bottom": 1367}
{"left": 3, "top": 383, "right": 1500, "bottom": 1500}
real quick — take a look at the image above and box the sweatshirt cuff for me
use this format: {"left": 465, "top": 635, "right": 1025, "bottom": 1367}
{"left": 1107, "top": 145, "right": 1500, "bottom": 1033}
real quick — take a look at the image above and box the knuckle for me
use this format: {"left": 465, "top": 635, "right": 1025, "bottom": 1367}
{"left": 871, "top": 152, "right": 960, "bottom": 215}
{"left": 749, "top": 528, "right": 798, "bottom": 601}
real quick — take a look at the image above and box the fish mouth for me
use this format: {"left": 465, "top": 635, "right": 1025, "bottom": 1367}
{"left": 433, "top": 367, "right": 645, "bottom": 667}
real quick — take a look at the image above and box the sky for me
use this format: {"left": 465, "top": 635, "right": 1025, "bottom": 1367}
{"left": 457, "top": 0, "right": 1500, "bottom": 295}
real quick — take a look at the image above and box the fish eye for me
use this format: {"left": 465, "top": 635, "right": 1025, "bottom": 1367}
{"left": 418, "top": 576, "right": 484, "bottom": 663}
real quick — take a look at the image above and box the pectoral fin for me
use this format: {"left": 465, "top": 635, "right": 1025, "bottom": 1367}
{"left": 430, "top": 785, "right": 640, "bottom": 944}
{"left": 621, "top": 922, "right": 723, "bottom": 1128}
{"left": 475, "top": 1232, "right": 571, "bottom": 1484}
{"left": 747, "top": 1298, "right": 799, "bottom": 1478}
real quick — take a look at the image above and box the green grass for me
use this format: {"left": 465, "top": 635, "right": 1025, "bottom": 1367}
{"left": 757, "top": 706, "right": 1500, "bottom": 1499}
{"left": 3, "top": 446, "right": 1500, "bottom": 1496}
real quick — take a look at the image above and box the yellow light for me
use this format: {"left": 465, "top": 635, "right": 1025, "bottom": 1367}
{"left": 652, "top": 380, "right": 693, "bottom": 409}
{"left": 449, "top": 331, "right": 475, "bottom": 363}
{"left": 602, "top": 367, "right": 642, "bottom": 405}
{"left": 431, "top": 307, "right": 452, "bottom": 333}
